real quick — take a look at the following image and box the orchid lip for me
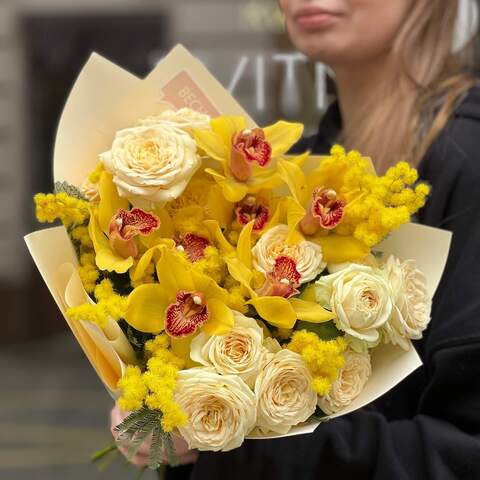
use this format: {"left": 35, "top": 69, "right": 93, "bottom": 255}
{"left": 312, "top": 187, "right": 346, "bottom": 230}
{"left": 108, "top": 207, "right": 160, "bottom": 259}
{"left": 257, "top": 255, "right": 301, "bottom": 299}
{"left": 165, "top": 290, "right": 209, "bottom": 338}
{"left": 230, "top": 128, "right": 272, "bottom": 181}
{"left": 175, "top": 233, "right": 210, "bottom": 262}
{"left": 235, "top": 195, "right": 270, "bottom": 231}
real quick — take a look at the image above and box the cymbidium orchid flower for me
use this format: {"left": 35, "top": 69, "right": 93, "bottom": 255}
{"left": 131, "top": 182, "right": 233, "bottom": 281}
{"left": 235, "top": 194, "right": 271, "bottom": 232}
{"left": 277, "top": 158, "right": 370, "bottom": 263}
{"left": 89, "top": 171, "right": 160, "bottom": 273}
{"left": 255, "top": 255, "right": 301, "bottom": 298}
{"left": 125, "top": 247, "right": 234, "bottom": 336}
{"left": 109, "top": 208, "right": 160, "bottom": 258}
{"left": 233, "top": 191, "right": 286, "bottom": 234}
{"left": 193, "top": 116, "right": 305, "bottom": 202}
{"left": 222, "top": 221, "right": 336, "bottom": 329}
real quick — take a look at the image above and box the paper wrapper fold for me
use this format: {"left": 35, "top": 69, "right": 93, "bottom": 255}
{"left": 27, "top": 44, "right": 452, "bottom": 437}
{"left": 25, "top": 226, "right": 136, "bottom": 398}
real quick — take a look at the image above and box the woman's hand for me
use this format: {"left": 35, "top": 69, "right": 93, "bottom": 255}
{"left": 110, "top": 405, "right": 199, "bottom": 467}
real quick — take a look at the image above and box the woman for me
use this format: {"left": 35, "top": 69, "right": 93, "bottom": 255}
{"left": 112, "top": 1, "right": 480, "bottom": 478}
{"left": 188, "top": 1, "right": 480, "bottom": 479}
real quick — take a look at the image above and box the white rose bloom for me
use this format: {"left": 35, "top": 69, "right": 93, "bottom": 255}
{"left": 316, "top": 264, "right": 393, "bottom": 343}
{"left": 174, "top": 368, "right": 256, "bottom": 452}
{"left": 137, "top": 108, "right": 211, "bottom": 133}
{"left": 100, "top": 123, "right": 200, "bottom": 207}
{"left": 382, "top": 255, "right": 431, "bottom": 350}
{"left": 252, "top": 224, "right": 326, "bottom": 283}
{"left": 318, "top": 349, "right": 371, "bottom": 415}
{"left": 255, "top": 349, "right": 317, "bottom": 434}
{"left": 190, "top": 311, "right": 266, "bottom": 386}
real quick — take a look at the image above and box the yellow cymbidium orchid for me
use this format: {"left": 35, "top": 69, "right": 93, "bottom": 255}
{"left": 89, "top": 207, "right": 134, "bottom": 274}
{"left": 125, "top": 247, "right": 234, "bottom": 336}
{"left": 224, "top": 221, "right": 335, "bottom": 330}
{"left": 133, "top": 205, "right": 230, "bottom": 281}
{"left": 88, "top": 171, "right": 133, "bottom": 273}
{"left": 277, "top": 154, "right": 370, "bottom": 263}
{"left": 90, "top": 171, "right": 163, "bottom": 274}
{"left": 194, "top": 116, "right": 305, "bottom": 203}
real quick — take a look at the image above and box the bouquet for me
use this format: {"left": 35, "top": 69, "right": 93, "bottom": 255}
{"left": 25, "top": 45, "right": 451, "bottom": 468}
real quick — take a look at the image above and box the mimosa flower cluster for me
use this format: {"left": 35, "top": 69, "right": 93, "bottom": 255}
{"left": 34, "top": 108, "right": 432, "bottom": 453}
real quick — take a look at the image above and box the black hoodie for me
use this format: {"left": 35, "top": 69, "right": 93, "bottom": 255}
{"left": 189, "top": 87, "right": 480, "bottom": 480}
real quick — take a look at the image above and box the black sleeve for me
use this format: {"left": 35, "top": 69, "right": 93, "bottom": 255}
{"left": 190, "top": 115, "right": 480, "bottom": 480}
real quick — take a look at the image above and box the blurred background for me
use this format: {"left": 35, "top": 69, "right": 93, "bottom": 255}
{"left": 0, "top": 0, "right": 332, "bottom": 478}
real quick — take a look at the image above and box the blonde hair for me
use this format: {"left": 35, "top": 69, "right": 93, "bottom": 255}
{"left": 341, "top": 0, "right": 477, "bottom": 173}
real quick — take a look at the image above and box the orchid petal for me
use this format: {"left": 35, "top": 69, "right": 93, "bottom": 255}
{"left": 263, "top": 121, "right": 303, "bottom": 157}
{"left": 139, "top": 209, "right": 175, "bottom": 250}
{"left": 130, "top": 242, "right": 174, "bottom": 282}
{"left": 286, "top": 197, "right": 306, "bottom": 244}
{"left": 211, "top": 116, "right": 246, "bottom": 153}
{"left": 191, "top": 269, "right": 230, "bottom": 304}
{"left": 203, "top": 298, "right": 234, "bottom": 335}
{"left": 205, "top": 185, "right": 234, "bottom": 228}
{"left": 98, "top": 171, "right": 129, "bottom": 234}
{"left": 237, "top": 220, "right": 254, "bottom": 269}
{"left": 226, "top": 258, "right": 254, "bottom": 297}
{"left": 277, "top": 158, "right": 308, "bottom": 204}
{"left": 221, "top": 178, "right": 249, "bottom": 203}
{"left": 155, "top": 247, "right": 195, "bottom": 293}
{"left": 205, "top": 168, "right": 248, "bottom": 202}
{"left": 263, "top": 198, "right": 287, "bottom": 233}
{"left": 125, "top": 284, "right": 169, "bottom": 333}
{"left": 193, "top": 129, "right": 227, "bottom": 162}
{"left": 299, "top": 283, "right": 317, "bottom": 302}
{"left": 247, "top": 172, "right": 284, "bottom": 193}
{"left": 156, "top": 208, "right": 175, "bottom": 238}
{"left": 203, "top": 220, "right": 235, "bottom": 255}
{"left": 247, "top": 296, "right": 297, "bottom": 329}
{"left": 88, "top": 210, "right": 133, "bottom": 273}
{"left": 290, "top": 151, "right": 310, "bottom": 167}
{"left": 289, "top": 298, "right": 336, "bottom": 323}
{"left": 171, "top": 336, "right": 197, "bottom": 367}
{"left": 312, "top": 234, "right": 370, "bottom": 263}
{"left": 204, "top": 167, "right": 226, "bottom": 180}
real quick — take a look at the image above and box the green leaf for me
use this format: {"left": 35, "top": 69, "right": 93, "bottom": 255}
{"left": 295, "top": 320, "right": 343, "bottom": 340}
{"left": 148, "top": 424, "right": 165, "bottom": 470}
{"left": 162, "top": 433, "right": 179, "bottom": 467}
{"left": 54, "top": 180, "right": 88, "bottom": 200}
{"left": 114, "top": 407, "right": 150, "bottom": 436}
{"left": 118, "top": 320, "right": 154, "bottom": 360}
{"left": 126, "top": 416, "right": 157, "bottom": 460}
{"left": 113, "top": 407, "right": 177, "bottom": 471}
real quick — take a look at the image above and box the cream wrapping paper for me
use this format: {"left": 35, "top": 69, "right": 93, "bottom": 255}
{"left": 25, "top": 44, "right": 452, "bottom": 438}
